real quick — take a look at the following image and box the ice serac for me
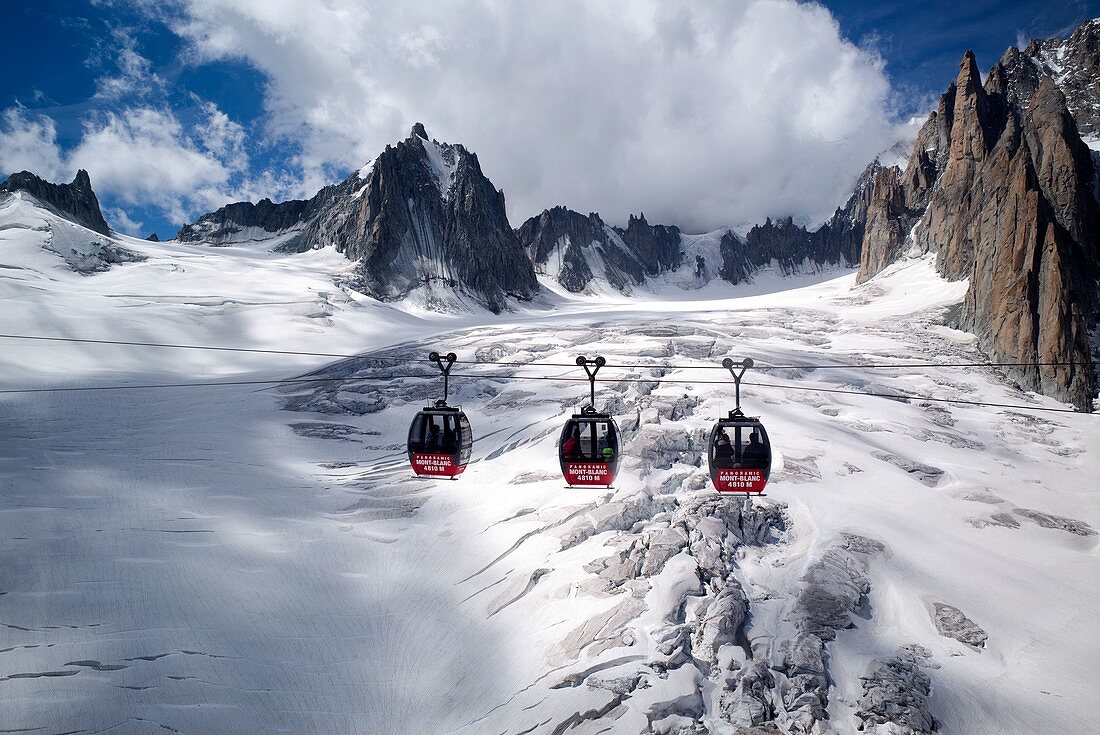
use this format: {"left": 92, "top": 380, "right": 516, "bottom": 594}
{"left": 855, "top": 28, "right": 1100, "bottom": 410}
{"left": 515, "top": 206, "right": 682, "bottom": 293}
{"left": 0, "top": 169, "right": 111, "bottom": 235}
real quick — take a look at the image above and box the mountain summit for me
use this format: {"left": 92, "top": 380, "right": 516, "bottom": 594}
{"left": 853, "top": 42, "right": 1099, "bottom": 410}
{"left": 179, "top": 125, "right": 538, "bottom": 312}
{"left": 0, "top": 169, "right": 111, "bottom": 235}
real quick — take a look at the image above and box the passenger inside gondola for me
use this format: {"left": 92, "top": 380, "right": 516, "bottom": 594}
{"left": 441, "top": 415, "right": 457, "bottom": 452}
{"left": 426, "top": 421, "right": 442, "bottom": 450}
{"left": 562, "top": 425, "right": 582, "bottom": 459}
{"left": 714, "top": 431, "right": 734, "bottom": 465}
{"left": 582, "top": 421, "right": 615, "bottom": 463}
{"left": 739, "top": 431, "right": 768, "bottom": 468}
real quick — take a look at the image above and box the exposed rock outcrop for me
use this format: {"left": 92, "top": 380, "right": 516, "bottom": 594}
{"left": 514, "top": 206, "right": 681, "bottom": 293}
{"left": 1023, "top": 18, "right": 1100, "bottom": 138}
{"left": 931, "top": 603, "right": 987, "bottom": 648}
{"left": 0, "top": 170, "right": 110, "bottom": 235}
{"left": 176, "top": 196, "right": 325, "bottom": 246}
{"left": 180, "top": 125, "right": 538, "bottom": 312}
{"left": 855, "top": 35, "right": 1100, "bottom": 410}
{"left": 856, "top": 645, "right": 938, "bottom": 734}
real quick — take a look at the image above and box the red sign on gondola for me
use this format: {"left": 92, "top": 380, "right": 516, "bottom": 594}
{"left": 564, "top": 462, "right": 614, "bottom": 486}
{"left": 714, "top": 468, "right": 766, "bottom": 494}
{"left": 411, "top": 453, "right": 465, "bottom": 478}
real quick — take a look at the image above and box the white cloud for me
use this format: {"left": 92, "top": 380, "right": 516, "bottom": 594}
{"left": 0, "top": 107, "right": 67, "bottom": 181}
{"left": 92, "top": 27, "right": 166, "bottom": 101}
{"left": 162, "top": 0, "right": 909, "bottom": 230}
{"left": 2, "top": 28, "right": 269, "bottom": 231}
{"left": 104, "top": 206, "right": 145, "bottom": 235}
{"left": 0, "top": 101, "right": 258, "bottom": 227}
{"left": 69, "top": 107, "right": 235, "bottom": 222}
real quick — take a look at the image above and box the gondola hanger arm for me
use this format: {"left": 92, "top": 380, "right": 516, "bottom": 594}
{"left": 576, "top": 355, "right": 606, "bottom": 411}
{"left": 428, "top": 351, "right": 458, "bottom": 406}
{"left": 722, "top": 357, "right": 753, "bottom": 413}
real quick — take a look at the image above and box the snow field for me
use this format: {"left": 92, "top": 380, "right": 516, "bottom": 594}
{"left": 1, "top": 202, "right": 1097, "bottom": 733}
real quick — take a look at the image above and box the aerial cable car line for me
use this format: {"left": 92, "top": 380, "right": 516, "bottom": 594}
{"left": 406, "top": 351, "right": 472, "bottom": 478}
{"left": 708, "top": 358, "right": 773, "bottom": 495}
{"left": 0, "top": 333, "right": 1094, "bottom": 372}
{"left": 558, "top": 356, "right": 623, "bottom": 487}
{"left": 0, "top": 370, "right": 1090, "bottom": 415}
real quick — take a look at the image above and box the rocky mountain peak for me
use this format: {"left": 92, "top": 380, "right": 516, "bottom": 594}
{"left": 515, "top": 206, "right": 682, "bottom": 294}
{"left": 295, "top": 127, "right": 536, "bottom": 311}
{"left": 1022, "top": 17, "right": 1100, "bottom": 137}
{"left": 949, "top": 50, "right": 994, "bottom": 165}
{"left": 854, "top": 25, "right": 1100, "bottom": 410}
{"left": 73, "top": 169, "right": 93, "bottom": 190}
{"left": 176, "top": 194, "right": 324, "bottom": 245}
{"left": 0, "top": 169, "right": 111, "bottom": 235}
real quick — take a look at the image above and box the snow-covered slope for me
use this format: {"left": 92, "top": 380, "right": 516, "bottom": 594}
{"left": 1, "top": 200, "right": 1097, "bottom": 734}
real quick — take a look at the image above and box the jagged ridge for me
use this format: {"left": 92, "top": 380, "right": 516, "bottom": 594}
{"left": 856, "top": 42, "right": 1099, "bottom": 410}
{"left": 514, "top": 206, "right": 681, "bottom": 293}
{"left": 0, "top": 169, "right": 111, "bottom": 235}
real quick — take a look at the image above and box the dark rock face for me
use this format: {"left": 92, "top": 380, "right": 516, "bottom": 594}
{"left": 176, "top": 196, "right": 324, "bottom": 246}
{"left": 145, "top": 233, "right": 161, "bottom": 242}
{"left": 514, "top": 206, "right": 682, "bottom": 293}
{"left": 300, "top": 126, "right": 538, "bottom": 312}
{"left": 1023, "top": 19, "right": 1100, "bottom": 138}
{"left": 719, "top": 161, "right": 877, "bottom": 285}
{"left": 855, "top": 33, "right": 1100, "bottom": 410}
{"left": 0, "top": 170, "right": 110, "bottom": 235}
{"left": 181, "top": 125, "right": 538, "bottom": 312}
{"left": 618, "top": 213, "right": 682, "bottom": 275}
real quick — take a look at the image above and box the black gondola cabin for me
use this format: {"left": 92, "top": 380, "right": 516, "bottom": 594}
{"left": 559, "top": 407, "right": 621, "bottom": 487}
{"left": 408, "top": 405, "right": 472, "bottom": 478}
{"left": 708, "top": 410, "right": 771, "bottom": 494}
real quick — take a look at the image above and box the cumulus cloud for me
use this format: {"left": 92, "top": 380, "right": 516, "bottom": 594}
{"left": 69, "top": 107, "right": 239, "bottom": 223}
{"left": 0, "top": 107, "right": 67, "bottom": 181}
{"left": 0, "top": 101, "right": 255, "bottom": 233}
{"left": 162, "top": 0, "right": 909, "bottom": 230}
{"left": 1, "top": 28, "right": 272, "bottom": 235}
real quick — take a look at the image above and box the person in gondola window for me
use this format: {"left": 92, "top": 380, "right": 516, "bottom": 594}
{"left": 442, "top": 419, "right": 457, "bottom": 451}
{"left": 714, "top": 431, "right": 734, "bottom": 465}
{"left": 741, "top": 431, "right": 768, "bottom": 467}
{"left": 562, "top": 426, "right": 582, "bottom": 459}
{"left": 427, "top": 422, "right": 442, "bottom": 450}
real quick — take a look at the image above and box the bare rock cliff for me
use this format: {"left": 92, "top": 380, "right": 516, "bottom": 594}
{"left": 856, "top": 38, "right": 1100, "bottom": 410}
{"left": 0, "top": 169, "right": 111, "bottom": 235}
{"left": 514, "top": 207, "right": 681, "bottom": 293}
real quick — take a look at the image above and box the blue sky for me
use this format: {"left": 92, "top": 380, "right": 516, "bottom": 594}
{"left": 1, "top": 0, "right": 1096, "bottom": 238}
